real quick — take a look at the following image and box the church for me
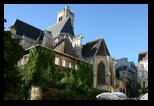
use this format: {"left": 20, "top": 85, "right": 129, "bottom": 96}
{"left": 8, "top": 6, "right": 126, "bottom": 93}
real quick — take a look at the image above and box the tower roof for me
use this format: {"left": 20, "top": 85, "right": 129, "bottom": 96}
{"left": 46, "top": 17, "right": 74, "bottom": 36}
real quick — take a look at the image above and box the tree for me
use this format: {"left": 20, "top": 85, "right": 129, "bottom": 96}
{"left": 4, "top": 19, "right": 25, "bottom": 100}
{"left": 136, "top": 82, "right": 148, "bottom": 97}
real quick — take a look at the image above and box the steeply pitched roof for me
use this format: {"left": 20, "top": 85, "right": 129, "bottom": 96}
{"left": 82, "top": 38, "right": 110, "bottom": 58}
{"left": 45, "top": 17, "right": 74, "bottom": 36}
{"left": 54, "top": 37, "right": 77, "bottom": 57}
{"left": 96, "top": 38, "right": 110, "bottom": 56}
{"left": 138, "top": 51, "right": 148, "bottom": 62}
{"left": 12, "top": 19, "right": 44, "bottom": 40}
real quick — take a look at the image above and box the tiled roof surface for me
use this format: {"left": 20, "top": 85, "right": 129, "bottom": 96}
{"left": 46, "top": 17, "right": 74, "bottom": 36}
{"left": 82, "top": 38, "right": 110, "bottom": 58}
{"left": 54, "top": 37, "right": 77, "bottom": 57}
{"left": 13, "top": 19, "right": 44, "bottom": 40}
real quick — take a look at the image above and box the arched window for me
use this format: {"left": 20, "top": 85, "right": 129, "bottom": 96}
{"left": 97, "top": 62, "right": 105, "bottom": 85}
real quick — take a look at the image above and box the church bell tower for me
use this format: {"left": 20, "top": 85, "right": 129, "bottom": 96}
{"left": 56, "top": 6, "right": 74, "bottom": 29}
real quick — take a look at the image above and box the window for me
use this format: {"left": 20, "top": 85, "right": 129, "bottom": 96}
{"left": 97, "top": 62, "right": 105, "bottom": 85}
{"left": 55, "top": 38, "right": 58, "bottom": 44}
{"left": 62, "top": 59, "right": 67, "bottom": 67}
{"left": 143, "top": 58, "right": 148, "bottom": 61}
{"left": 69, "top": 62, "right": 72, "bottom": 68}
{"left": 58, "top": 16, "right": 62, "bottom": 22}
{"left": 75, "top": 64, "right": 78, "bottom": 70}
{"left": 22, "top": 56, "right": 28, "bottom": 65}
{"left": 143, "top": 82, "right": 145, "bottom": 88}
{"left": 25, "top": 57, "right": 28, "bottom": 63}
{"left": 55, "top": 57, "right": 60, "bottom": 65}
{"left": 141, "top": 71, "right": 144, "bottom": 78}
{"left": 140, "top": 64, "right": 144, "bottom": 69}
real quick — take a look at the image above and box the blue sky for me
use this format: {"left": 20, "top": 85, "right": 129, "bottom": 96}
{"left": 4, "top": 4, "right": 148, "bottom": 64}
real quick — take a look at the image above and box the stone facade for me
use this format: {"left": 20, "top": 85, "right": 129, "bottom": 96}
{"left": 56, "top": 6, "right": 74, "bottom": 29}
{"left": 136, "top": 51, "right": 148, "bottom": 89}
{"left": 30, "top": 86, "right": 43, "bottom": 100}
{"left": 94, "top": 56, "right": 117, "bottom": 92}
{"left": 10, "top": 6, "right": 137, "bottom": 97}
{"left": 115, "top": 58, "right": 138, "bottom": 97}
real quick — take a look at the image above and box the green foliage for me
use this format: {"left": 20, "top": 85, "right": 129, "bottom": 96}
{"left": 4, "top": 32, "right": 25, "bottom": 69}
{"left": 58, "top": 86, "right": 108, "bottom": 100}
{"left": 86, "top": 88, "right": 108, "bottom": 100}
{"left": 24, "top": 46, "right": 93, "bottom": 89}
{"left": 24, "top": 46, "right": 55, "bottom": 87}
{"left": 136, "top": 82, "right": 148, "bottom": 96}
{"left": 59, "top": 89, "right": 81, "bottom": 100}
{"left": 22, "top": 45, "right": 94, "bottom": 99}
{"left": 42, "top": 87, "right": 61, "bottom": 100}
{"left": 4, "top": 19, "right": 25, "bottom": 100}
{"left": 4, "top": 66, "right": 24, "bottom": 100}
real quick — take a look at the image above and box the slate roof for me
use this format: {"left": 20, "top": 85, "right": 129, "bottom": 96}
{"left": 82, "top": 38, "right": 110, "bottom": 58}
{"left": 45, "top": 17, "right": 74, "bottom": 36}
{"left": 12, "top": 19, "right": 44, "bottom": 40}
{"left": 138, "top": 51, "right": 148, "bottom": 62}
{"left": 54, "top": 37, "right": 77, "bottom": 57}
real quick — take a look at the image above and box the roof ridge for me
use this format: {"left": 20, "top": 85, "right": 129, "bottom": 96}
{"left": 15, "top": 19, "right": 42, "bottom": 31}
{"left": 139, "top": 51, "right": 148, "bottom": 54}
{"left": 94, "top": 38, "right": 103, "bottom": 57}
{"left": 45, "top": 17, "right": 74, "bottom": 36}
{"left": 46, "top": 17, "right": 69, "bottom": 30}
{"left": 83, "top": 38, "right": 102, "bottom": 45}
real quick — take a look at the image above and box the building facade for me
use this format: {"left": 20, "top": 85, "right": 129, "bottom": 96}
{"left": 136, "top": 51, "right": 148, "bottom": 89}
{"left": 9, "top": 6, "right": 133, "bottom": 95}
{"left": 115, "top": 58, "right": 138, "bottom": 97}
{"left": 82, "top": 38, "right": 118, "bottom": 92}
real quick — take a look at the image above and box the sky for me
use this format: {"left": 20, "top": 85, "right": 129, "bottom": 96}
{"left": 4, "top": 4, "right": 148, "bottom": 64}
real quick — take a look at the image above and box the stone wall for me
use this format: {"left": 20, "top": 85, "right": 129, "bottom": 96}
{"left": 30, "top": 86, "right": 43, "bottom": 100}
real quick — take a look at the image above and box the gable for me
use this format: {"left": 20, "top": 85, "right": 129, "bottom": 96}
{"left": 54, "top": 41, "right": 65, "bottom": 53}
{"left": 54, "top": 38, "right": 77, "bottom": 57}
{"left": 82, "top": 38, "right": 110, "bottom": 58}
{"left": 96, "top": 39, "right": 110, "bottom": 56}
{"left": 61, "top": 18, "right": 74, "bottom": 35}
{"left": 82, "top": 39, "right": 101, "bottom": 58}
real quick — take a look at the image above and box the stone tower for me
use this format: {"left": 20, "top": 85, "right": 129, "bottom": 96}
{"left": 56, "top": 6, "right": 74, "bottom": 29}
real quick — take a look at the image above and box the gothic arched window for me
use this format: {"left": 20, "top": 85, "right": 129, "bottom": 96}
{"left": 97, "top": 62, "right": 105, "bottom": 85}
